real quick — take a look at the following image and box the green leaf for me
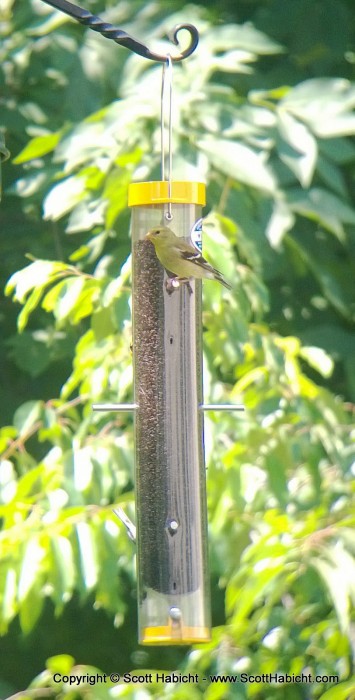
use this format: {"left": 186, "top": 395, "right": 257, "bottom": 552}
{"left": 41, "top": 279, "right": 68, "bottom": 313}
{"left": 319, "top": 681, "right": 355, "bottom": 700}
{"left": 316, "top": 154, "right": 347, "bottom": 197}
{"left": 0, "top": 431, "right": 17, "bottom": 463}
{"left": 265, "top": 198, "right": 295, "bottom": 248}
{"left": 5, "top": 260, "right": 68, "bottom": 302}
{"left": 53, "top": 277, "right": 86, "bottom": 322}
{"left": 199, "top": 137, "right": 277, "bottom": 193}
{"left": 50, "top": 536, "right": 76, "bottom": 610}
{"left": 42, "top": 276, "right": 99, "bottom": 325}
{"left": 300, "top": 346, "right": 334, "bottom": 378}
{"left": 76, "top": 522, "right": 99, "bottom": 591}
{"left": 103, "top": 169, "right": 129, "bottom": 229}
{"left": 94, "top": 523, "right": 124, "bottom": 616}
{"left": 46, "top": 654, "right": 75, "bottom": 676}
{"left": 16, "top": 464, "right": 50, "bottom": 500}
{"left": 66, "top": 200, "right": 105, "bottom": 234}
{"left": 228, "top": 559, "right": 287, "bottom": 622}
{"left": 13, "top": 400, "right": 43, "bottom": 437}
{"left": 13, "top": 130, "right": 64, "bottom": 164}
{"left": 43, "top": 176, "right": 87, "bottom": 221}
{"left": 17, "top": 285, "right": 45, "bottom": 332}
{"left": 0, "top": 567, "right": 17, "bottom": 632}
{"left": 69, "top": 281, "right": 99, "bottom": 324}
{"left": 319, "top": 137, "right": 355, "bottom": 164}
{"left": 7, "top": 329, "right": 74, "bottom": 377}
{"left": 281, "top": 78, "right": 355, "bottom": 137}
{"left": 288, "top": 237, "right": 352, "bottom": 318}
{"left": 288, "top": 187, "right": 355, "bottom": 240}
{"left": 265, "top": 443, "right": 290, "bottom": 506}
{"left": 18, "top": 538, "right": 45, "bottom": 603}
{"left": 19, "top": 582, "right": 44, "bottom": 634}
{"left": 207, "top": 22, "right": 284, "bottom": 56}
{"left": 310, "top": 557, "right": 350, "bottom": 633}
{"left": 327, "top": 544, "right": 355, "bottom": 604}
{"left": 92, "top": 306, "right": 115, "bottom": 340}
{"left": 0, "top": 460, "right": 17, "bottom": 505}
{"left": 277, "top": 110, "right": 318, "bottom": 187}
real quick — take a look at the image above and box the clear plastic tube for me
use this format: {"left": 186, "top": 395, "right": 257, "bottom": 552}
{"left": 130, "top": 184, "right": 210, "bottom": 644}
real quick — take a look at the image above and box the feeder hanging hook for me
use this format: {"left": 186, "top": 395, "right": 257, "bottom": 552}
{"left": 41, "top": 0, "right": 199, "bottom": 62}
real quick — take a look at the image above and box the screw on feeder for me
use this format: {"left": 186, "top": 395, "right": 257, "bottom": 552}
{"left": 169, "top": 606, "right": 182, "bottom": 622}
{"left": 166, "top": 518, "right": 179, "bottom": 535}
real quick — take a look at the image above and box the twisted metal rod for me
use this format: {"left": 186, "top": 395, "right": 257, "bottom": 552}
{"left": 41, "top": 0, "right": 199, "bottom": 62}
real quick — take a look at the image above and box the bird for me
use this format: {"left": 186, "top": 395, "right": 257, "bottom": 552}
{"left": 145, "top": 226, "right": 232, "bottom": 290}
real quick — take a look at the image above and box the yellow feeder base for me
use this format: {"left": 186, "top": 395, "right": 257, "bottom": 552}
{"left": 140, "top": 625, "right": 211, "bottom": 646}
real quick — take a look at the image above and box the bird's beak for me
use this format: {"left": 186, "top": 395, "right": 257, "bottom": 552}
{"left": 145, "top": 230, "right": 153, "bottom": 241}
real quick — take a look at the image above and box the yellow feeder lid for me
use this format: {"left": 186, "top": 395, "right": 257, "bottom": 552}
{"left": 128, "top": 181, "right": 206, "bottom": 207}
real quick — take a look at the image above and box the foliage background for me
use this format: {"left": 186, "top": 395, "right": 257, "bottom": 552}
{"left": 1, "top": 0, "right": 355, "bottom": 698}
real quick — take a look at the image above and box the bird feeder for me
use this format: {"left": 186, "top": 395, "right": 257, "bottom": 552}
{"left": 40, "top": 0, "right": 244, "bottom": 646}
{"left": 128, "top": 181, "right": 210, "bottom": 644}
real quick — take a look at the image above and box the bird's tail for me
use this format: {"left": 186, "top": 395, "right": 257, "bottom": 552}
{"left": 213, "top": 269, "right": 232, "bottom": 289}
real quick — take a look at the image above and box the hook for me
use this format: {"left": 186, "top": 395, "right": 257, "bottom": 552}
{"left": 41, "top": 0, "right": 199, "bottom": 62}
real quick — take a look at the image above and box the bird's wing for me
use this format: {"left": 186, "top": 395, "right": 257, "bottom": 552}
{"left": 173, "top": 238, "right": 200, "bottom": 254}
{"left": 168, "top": 236, "right": 231, "bottom": 287}
{"left": 179, "top": 247, "right": 217, "bottom": 273}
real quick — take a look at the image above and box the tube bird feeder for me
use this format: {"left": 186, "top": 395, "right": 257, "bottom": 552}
{"left": 39, "top": 0, "right": 245, "bottom": 647}
{"left": 128, "top": 181, "right": 210, "bottom": 644}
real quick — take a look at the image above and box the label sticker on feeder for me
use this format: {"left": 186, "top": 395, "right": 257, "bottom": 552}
{"left": 190, "top": 218, "right": 202, "bottom": 252}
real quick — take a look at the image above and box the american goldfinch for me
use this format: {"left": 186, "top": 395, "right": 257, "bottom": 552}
{"left": 145, "top": 226, "right": 231, "bottom": 289}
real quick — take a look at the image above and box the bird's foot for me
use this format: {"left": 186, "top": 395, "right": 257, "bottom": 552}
{"left": 184, "top": 280, "right": 193, "bottom": 296}
{"left": 165, "top": 277, "right": 181, "bottom": 295}
{"left": 165, "top": 277, "right": 193, "bottom": 296}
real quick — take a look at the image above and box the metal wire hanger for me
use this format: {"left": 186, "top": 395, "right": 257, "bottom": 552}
{"left": 41, "top": 0, "right": 199, "bottom": 63}
{"left": 161, "top": 55, "right": 173, "bottom": 221}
